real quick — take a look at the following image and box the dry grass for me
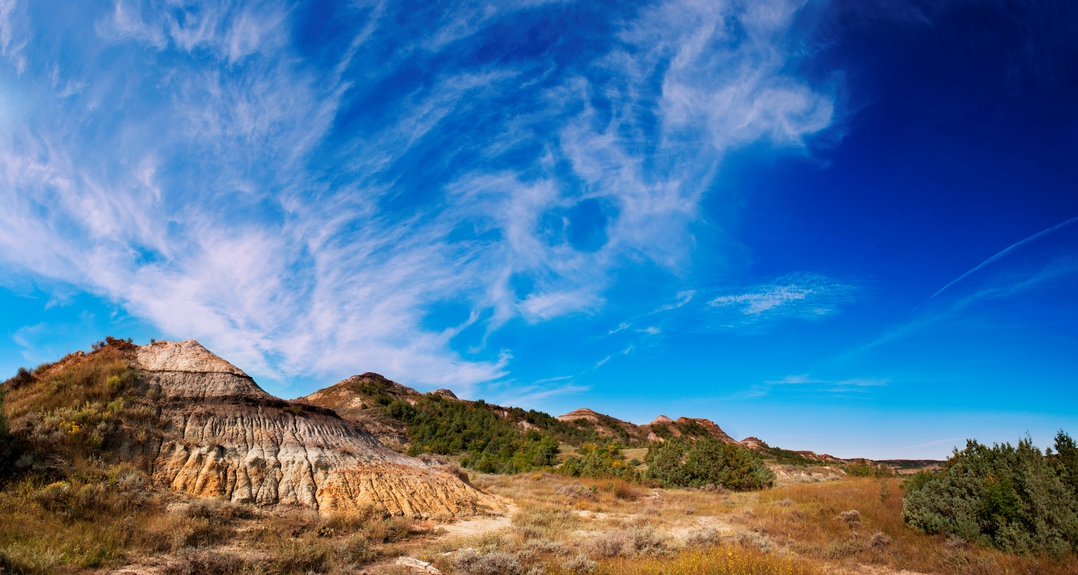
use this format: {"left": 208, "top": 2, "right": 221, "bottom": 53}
{"left": 454, "top": 472, "right": 1078, "bottom": 575}
{"left": 740, "top": 477, "right": 1078, "bottom": 575}
{"left": 4, "top": 464, "right": 1077, "bottom": 574}
{"left": 594, "top": 546, "right": 823, "bottom": 575}
{"left": 0, "top": 477, "right": 429, "bottom": 574}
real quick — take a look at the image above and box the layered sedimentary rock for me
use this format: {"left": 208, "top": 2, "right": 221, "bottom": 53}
{"left": 139, "top": 340, "right": 499, "bottom": 517}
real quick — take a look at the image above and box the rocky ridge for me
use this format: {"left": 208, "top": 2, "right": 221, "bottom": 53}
{"left": 558, "top": 408, "right": 739, "bottom": 444}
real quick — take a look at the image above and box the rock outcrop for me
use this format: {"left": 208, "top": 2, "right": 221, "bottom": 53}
{"left": 140, "top": 340, "right": 500, "bottom": 517}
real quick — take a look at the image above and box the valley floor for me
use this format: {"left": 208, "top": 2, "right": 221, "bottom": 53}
{"left": 5, "top": 471, "right": 1077, "bottom": 575}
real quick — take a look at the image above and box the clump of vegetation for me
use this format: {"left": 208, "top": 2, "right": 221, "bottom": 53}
{"left": 384, "top": 394, "right": 562, "bottom": 473}
{"left": 902, "top": 433, "right": 1078, "bottom": 556}
{"left": 1050, "top": 431, "right": 1078, "bottom": 498}
{"left": 644, "top": 438, "right": 775, "bottom": 491}
{"left": 586, "top": 526, "right": 668, "bottom": 558}
{"left": 845, "top": 459, "right": 894, "bottom": 477}
{"left": 1, "top": 337, "right": 161, "bottom": 482}
{"left": 558, "top": 443, "right": 639, "bottom": 482}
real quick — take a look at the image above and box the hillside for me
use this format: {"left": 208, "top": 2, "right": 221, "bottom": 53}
{"left": 299, "top": 372, "right": 882, "bottom": 483}
{"left": 303, "top": 375, "right": 746, "bottom": 452}
{"left": 300, "top": 372, "right": 426, "bottom": 447}
{"left": 1, "top": 338, "right": 499, "bottom": 517}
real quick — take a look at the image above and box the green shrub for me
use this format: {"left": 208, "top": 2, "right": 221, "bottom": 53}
{"left": 1050, "top": 430, "right": 1078, "bottom": 498}
{"left": 644, "top": 438, "right": 774, "bottom": 491}
{"left": 382, "top": 395, "right": 562, "bottom": 474}
{"left": 846, "top": 459, "right": 894, "bottom": 478}
{"left": 557, "top": 443, "right": 638, "bottom": 481}
{"left": 902, "top": 435, "right": 1078, "bottom": 556}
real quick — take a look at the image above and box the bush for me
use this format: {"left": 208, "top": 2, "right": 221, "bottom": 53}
{"left": 837, "top": 510, "right": 861, "bottom": 526}
{"left": 845, "top": 459, "right": 893, "bottom": 478}
{"left": 683, "top": 526, "right": 721, "bottom": 548}
{"left": 902, "top": 435, "right": 1078, "bottom": 556}
{"left": 452, "top": 550, "right": 524, "bottom": 575}
{"left": 557, "top": 443, "right": 638, "bottom": 481}
{"left": 586, "top": 526, "right": 668, "bottom": 558}
{"left": 563, "top": 553, "right": 597, "bottom": 574}
{"left": 1050, "top": 430, "right": 1078, "bottom": 498}
{"left": 644, "top": 438, "right": 774, "bottom": 491}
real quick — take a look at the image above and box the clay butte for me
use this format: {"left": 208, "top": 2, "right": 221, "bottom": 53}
{"left": 136, "top": 340, "right": 501, "bottom": 517}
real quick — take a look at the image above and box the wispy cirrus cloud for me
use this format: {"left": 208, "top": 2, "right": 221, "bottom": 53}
{"left": 0, "top": 0, "right": 838, "bottom": 394}
{"left": 708, "top": 274, "right": 856, "bottom": 327}
{"left": 847, "top": 217, "right": 1078, "bottom": 358}
{"left": 766, "top": 374, "right": 888, "bottom": 388}
{"left": 749, "top": 373, "right": 888, "bottom": 398}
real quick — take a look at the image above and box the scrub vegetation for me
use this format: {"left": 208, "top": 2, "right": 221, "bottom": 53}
{"left": 902, "top": 433, "right": 1078, "bottom": 556}
{"left": 378, "top": 387, "right": 777, "bottom": 492}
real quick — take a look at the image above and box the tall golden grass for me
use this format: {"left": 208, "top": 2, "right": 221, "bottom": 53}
{"left": 597, "top": 546, "right": 823, "bottom": 575}
{"left": 745, "top": 477, "right": 1078, "bottom": 575}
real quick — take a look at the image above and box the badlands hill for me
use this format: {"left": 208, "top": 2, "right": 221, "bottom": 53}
{"left": 303, "top": 374, "right": 743, "bottom": 450}
{"left": 300, "top": 372, "right": 848, "bottom": 469}
{"left": 1, "top": 338, "right": 499, "bottom": 517}
{"left": 299, "top": 372, "right": 426, "bottom": 448}
{"left": 303, "top": 375, "right": 745, "bottom": 454}
{"left": 556, "top": 409, "right": 738, "bottom": 444}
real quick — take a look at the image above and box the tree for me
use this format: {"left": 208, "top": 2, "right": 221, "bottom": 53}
{"left": 902, "top": 437, "right": 1078, "bottom": 556}
{"left": 644, "top": 438, "right": 774, "bottom": 491}
{"left": 1051, "top": 431, "right": 1078, "bottom": 497}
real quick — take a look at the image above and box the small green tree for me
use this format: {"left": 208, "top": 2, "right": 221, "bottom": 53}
{"left": 1050, "top": 431, "right": 1078, "bottom": 498}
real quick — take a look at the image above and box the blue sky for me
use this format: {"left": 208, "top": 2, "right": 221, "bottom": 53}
{"left": 1, "top": 0, "right": 1076, "bottom": 459}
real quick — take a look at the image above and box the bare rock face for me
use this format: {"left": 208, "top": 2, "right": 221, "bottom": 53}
{"left": 556, "top": 408, "right": 606, "bottom": 423}
{"left": 740, "top": 436, "right": 768, "bottom": 450}
{"left": 140, "top": 340, "right": 500, "bottom": 517}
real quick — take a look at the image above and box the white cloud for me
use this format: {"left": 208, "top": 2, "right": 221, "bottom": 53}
{"left": 0, "top": 0, "right": 838, "bottom": 393}
{"left": 656, "top": 290, "right": 696, "bottom": 313}
{"left": 0, "top": 0, "right": 27, "bottom": 73}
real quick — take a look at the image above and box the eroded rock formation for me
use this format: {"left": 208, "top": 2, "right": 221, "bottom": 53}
{"left": 140, "top": 340, "right": 500, "bottom": 517}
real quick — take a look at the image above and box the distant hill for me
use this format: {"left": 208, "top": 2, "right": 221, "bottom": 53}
{"left": 298, "top": 371, "right": 916, "bottom": 477}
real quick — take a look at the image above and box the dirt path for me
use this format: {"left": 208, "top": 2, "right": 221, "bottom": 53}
{"left": 436, "top": 507, "right": 515, "bottom": 538}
